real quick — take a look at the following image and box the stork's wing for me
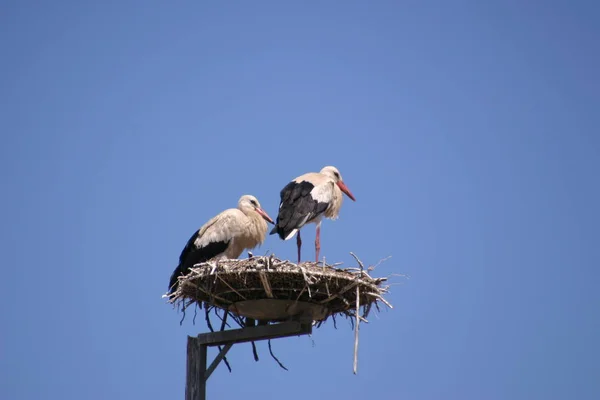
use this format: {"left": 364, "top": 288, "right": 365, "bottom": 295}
{"left": 170, "top": 209, "right": 245, "bottom": 294}
{"left": 271, "top": 180, "right": 330, "bottom": 238}
{"left": 194, "top": 209, "right": 245, "bottom": 249}
{"left": 177, "top": 209, "right": 244, "bottom": 263}
{"left": 177, "top": 228, "right": 199, "bottom": 265}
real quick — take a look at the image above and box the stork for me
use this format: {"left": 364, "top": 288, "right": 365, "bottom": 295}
{"left": 168, "top": 194, "right": 274, "bottom": 294}
{"left": 270, "top": 166, "right": 356, "bottom": 264}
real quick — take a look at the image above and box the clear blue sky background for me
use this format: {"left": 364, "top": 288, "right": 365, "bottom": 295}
{"left": 1, "top": 1, "right": 599, "bottom": 399}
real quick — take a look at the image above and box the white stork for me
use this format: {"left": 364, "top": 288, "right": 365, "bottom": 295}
{"left": 168, "top": 194, "right": 274, "bottom": 294}
{"left": 270, "top": 166, "right": 356, "bottom": 263}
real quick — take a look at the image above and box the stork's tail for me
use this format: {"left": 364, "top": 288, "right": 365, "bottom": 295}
{"left": 168, "top": 264, "right": 187, "bottom": 295}
{"left": 270, "top": 225, "right": 297, "bottom": 241}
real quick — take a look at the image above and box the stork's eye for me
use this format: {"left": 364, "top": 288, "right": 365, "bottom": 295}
{"left": 250, "top": 200, "right": 257, "bottom": 206}
{"left": 334, "top": 172, "right": 340, "bottom": 179}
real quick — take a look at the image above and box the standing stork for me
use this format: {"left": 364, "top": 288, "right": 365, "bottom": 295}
{"left": 168, "top": 194, "right": 274, "bottom": 295}
{"left": 270, "top": 166, "right": 356, "bottom": 263}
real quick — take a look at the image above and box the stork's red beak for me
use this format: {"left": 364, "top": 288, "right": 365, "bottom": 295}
{"left": 337, "top": 181, "right": 356, "bottom": 201}
{"left": 256, "top": 207, "right": 275, "bottom": 224}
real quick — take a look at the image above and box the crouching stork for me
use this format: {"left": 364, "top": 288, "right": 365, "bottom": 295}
{"left": 168, "top": 194, "right": 274, "bottom": 295}
{"left": 270, "top": 166, "right": 356, "bottom": 263}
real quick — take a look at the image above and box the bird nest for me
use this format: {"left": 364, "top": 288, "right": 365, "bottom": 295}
{"left": 166, "top": 253, "right": 393, "bottom": 327}
{"left": 165, "top": 253, "right": 396, "bottom": 373}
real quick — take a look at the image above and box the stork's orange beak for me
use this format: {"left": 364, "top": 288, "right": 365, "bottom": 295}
{"left": 337, "top": 181, "right": 356, "bottom": 201}
{"left": 256, "top": 207, "right": 275, "bottom": 224}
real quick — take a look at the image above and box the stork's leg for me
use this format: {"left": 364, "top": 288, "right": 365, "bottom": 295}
{"left": 296, "top": 230, "right": 302, "bottom": 264}
{"left": 315, "top": 221, "right": 322, "bottom": 262}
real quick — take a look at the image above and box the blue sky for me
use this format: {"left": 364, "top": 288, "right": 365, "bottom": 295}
{"left": 1, "top": 1, "right": 599, "bottom": 399}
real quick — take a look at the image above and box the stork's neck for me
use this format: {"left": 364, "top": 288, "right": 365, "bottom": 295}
{"left": 245, "top": 210, "right": 268, "bottom": 244}
{"left": 324, "top": 183, "right": 343, "bottom": 220}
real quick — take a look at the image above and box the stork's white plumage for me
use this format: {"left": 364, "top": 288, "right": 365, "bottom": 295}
{"left": 168, "top": 195, "right": 274, "bottom": 294}
{"left": 270, "top": 166, "right": 356, "bottom": 263}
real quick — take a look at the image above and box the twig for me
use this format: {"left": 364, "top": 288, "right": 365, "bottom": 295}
{"left": 295, "top": 285, "right": 307, "bottom": 302}
{"left": 319, "top": 280, "right": 359, "bottom": 304}
{"left": 349, "top": 252, "right": 365, "bottom": 272}
{"left": 252, "top": 342, "right": 259, "bottom": 362}
{"left": 268, "top": 340, "right": 289, "bottom": 371}
{"left": 353, "top": 284, "right": 360, "bottom": 374}
{"left": 205, "top": 307, "right": 215, "bottom": 332}
{"left": 222, "top": 352, "right": 232, "bottom": 373}
{"left": 231, "top": 314, "right": 245, "bottom": 328}
{"left": 358, "top": 269, "right": 375, "bottom": 280}
{"left": 219, "top": 311, "right": 228, "bottom": 331}
{"left": 194, "top": 284, "right": 232, "bottom": 305}
{"left": 228, "top": 305, "right": 246, "bottom": 328}
{"left": 363, "top": 302, "right": 372, "bottom": 320}
{"left": 179, "top": 305, "right": 186, "bottom": 325}
{"left": 298, "top": 265, "right": 312, "bottom": 298}
{"left": 366, "top": 292, "right": 394, "bottom": 309}
{"left": 208, "top": 262, "right": 218, "bottom": 275}
{"left": 259, "top": 271, "right": 274, "bottom": 298}
{"left": 217, "top": 275, "right": 247, "bottom": 300}
{"left": 213, "top": 309, "right": 231, "bottom": 328}
{"left": 369, "top": 256, "right": 392, "bottom": 271}
{"left": 336, "top": 295, "right": 350, "bottom": 307}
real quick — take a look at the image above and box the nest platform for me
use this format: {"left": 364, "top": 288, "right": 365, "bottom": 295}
{"left": 167, "top": 254, "right": 393, "bottom": 326}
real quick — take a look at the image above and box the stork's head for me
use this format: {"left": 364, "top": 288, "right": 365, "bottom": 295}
{"left": 320, "top": 166, "right": 356, "bottom": 201}
{"left": 238, "top": 195, "right": 274, "bottom": 224}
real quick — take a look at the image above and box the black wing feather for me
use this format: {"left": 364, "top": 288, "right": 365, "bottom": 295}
{"left": 168, "top": 229, "right": 230, "bottom": 294}
{"left": 270, "top": 181, "right": 329, "bottom": 239}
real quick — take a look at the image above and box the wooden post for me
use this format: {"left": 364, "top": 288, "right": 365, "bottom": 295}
{"left": 186, "top": 336, "right": 207, "bottom": 400}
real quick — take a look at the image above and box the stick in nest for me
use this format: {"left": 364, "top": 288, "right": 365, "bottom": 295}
{"left": 369, "top": 256, "right": 392, "bottom": 271}
{"left": 205, "top": 307, "right": 215, "bottom": 332}
{"left": 353, "top": 284, "right": 360, "bottom": 374}
{"left": 268, "top": 339, "right": 288, "bottom": 371}
{"left": 252, "top": 342, "right": 259, "bottom": 362}
{"left": 349, "top": 252, "right": 365, "bottom": 272}
{"left": 213, "top": 308, "right": 231, "bottom": 329}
